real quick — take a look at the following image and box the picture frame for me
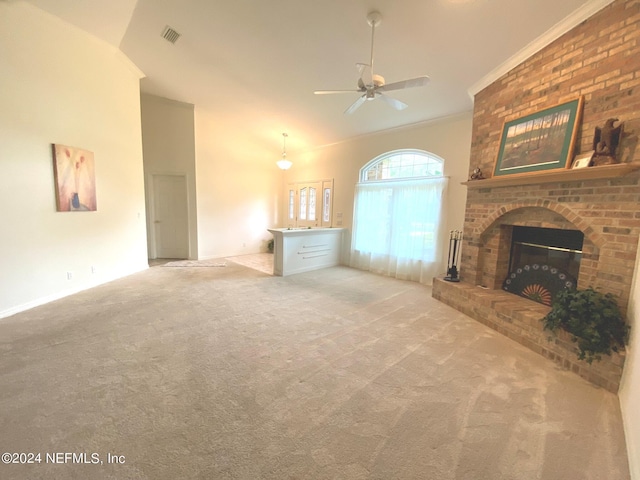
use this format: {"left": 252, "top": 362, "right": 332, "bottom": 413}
{"left": 52, "top": 143, "right": 97, "bottom": 212}
{"left": 572, "top": 150, "right": 595, "bottom": 169}
{"left": 493, "top": 96, "right": 583, "bottom": 177}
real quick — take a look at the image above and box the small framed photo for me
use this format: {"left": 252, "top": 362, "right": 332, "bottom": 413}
{"left": 572, "top": 150, "right": 594, "bottom": 169}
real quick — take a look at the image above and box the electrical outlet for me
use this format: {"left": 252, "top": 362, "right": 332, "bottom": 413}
{"left": 91, "top": 266, "right": 97, "bottom": 274}
{"left": 66, "top": 272, "right": 73, "bottom": 280}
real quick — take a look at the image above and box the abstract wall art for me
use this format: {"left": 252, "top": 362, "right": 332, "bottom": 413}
{"left": 52, "top": 144, "right": 97, "bottom": 212}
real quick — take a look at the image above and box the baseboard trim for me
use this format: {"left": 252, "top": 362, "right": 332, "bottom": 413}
{"left": 0, "top": 264, "right": 149, "bottom": 320}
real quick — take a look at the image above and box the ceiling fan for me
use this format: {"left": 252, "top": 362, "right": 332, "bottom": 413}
{"left": 314, "top": 11, "right": 430, "bottom": 115}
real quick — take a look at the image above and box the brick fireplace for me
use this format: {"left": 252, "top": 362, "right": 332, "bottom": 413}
{"left": 434, "top": 169, "right": 640, "bottom": 392}
{"left": 433, "top": 0, "right": 640, "bottom": 392}
{"left": 463, "top": 174, "right": 640, "bottom": 304}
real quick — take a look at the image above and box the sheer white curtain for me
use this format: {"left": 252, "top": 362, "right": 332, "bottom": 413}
{"left": 350, "top": 177, "right": 447, "bottom": 284}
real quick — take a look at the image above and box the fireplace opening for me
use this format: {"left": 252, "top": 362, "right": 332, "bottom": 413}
{"left": 503, "top": 226, "right": 584, "bottom": 305}
{"left": 509, "top": 226, "right": 583, "bottom": 278}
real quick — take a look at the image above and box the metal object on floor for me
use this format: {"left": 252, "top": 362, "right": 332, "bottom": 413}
{"left": 445, "top": 230, "right": 462, "bottom": 282}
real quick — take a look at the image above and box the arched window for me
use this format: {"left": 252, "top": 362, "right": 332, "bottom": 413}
{"left": 351, "top": 149, "right": 447, "bottom": 284}
{"left": 361, "top": 149, "right": 444, "bottom": 182}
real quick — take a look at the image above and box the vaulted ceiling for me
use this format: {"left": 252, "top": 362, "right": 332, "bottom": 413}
{"left": 27, "top": 0, "right": 609, "bottom": 153}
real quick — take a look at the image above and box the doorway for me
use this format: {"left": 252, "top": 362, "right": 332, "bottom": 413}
{"left": 149, "top": 174, "right": 189, "bottom": 259}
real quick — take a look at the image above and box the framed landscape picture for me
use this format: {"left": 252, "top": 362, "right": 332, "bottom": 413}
{"left": 493, "top": 96, "right": 583, "bottom": 177}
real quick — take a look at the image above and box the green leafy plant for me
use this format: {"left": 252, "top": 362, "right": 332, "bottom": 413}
{"left": 267, "top": 239, "right": 274, "bottom": 253}
{"left": 542, "top": 287, "right": 629, "bottom": 364}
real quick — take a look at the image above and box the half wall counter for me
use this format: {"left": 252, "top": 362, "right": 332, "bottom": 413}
{"left": 267, "top": 228, "right": 345, "bottom": 276}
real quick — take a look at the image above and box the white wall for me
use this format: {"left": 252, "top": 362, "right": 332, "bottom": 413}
{"left": 140, "top": 95, "right": 198, "bottom": 259}
{"left": 621, "top": 240, "right": 640, "bottom": 478}
{"left": 0, "top": 2, "right": 148, "bottom": 317}
{"left": 282, "top": 112, "right": 472, "bottom": 278}
{"left": 194, "top": 110, "right": 283, "bottom": 259}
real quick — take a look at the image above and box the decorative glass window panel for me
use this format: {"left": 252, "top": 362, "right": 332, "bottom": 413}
{"left": 323, "top": 188, "right": 331, "bottom": 223}
{"left": 299, "top": 187, "right": 307, "bottom": 220}
{"left": 308, "top": 187, "right": 316, "bottom": 221}
{"left": 288, "top": 189, "right": 295, "bottom": 220}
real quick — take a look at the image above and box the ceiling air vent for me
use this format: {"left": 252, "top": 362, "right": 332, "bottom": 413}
{"left": 161, "top": 26, "right": 181, "bottom": 44}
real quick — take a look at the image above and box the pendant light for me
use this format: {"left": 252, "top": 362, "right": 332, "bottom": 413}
{"left": 276, "top": 133, "right": 292, "bottom": 170}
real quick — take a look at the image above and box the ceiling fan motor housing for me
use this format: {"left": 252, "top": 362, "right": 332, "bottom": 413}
{"left": 367, "top": 11, "right": 382, "bottom": 27}
{"left": 372, "top": 74, "right": 385, "bottom": 87}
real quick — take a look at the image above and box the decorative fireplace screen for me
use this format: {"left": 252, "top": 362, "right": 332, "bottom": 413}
{"left": 502, "top": 226, "right": 583, "bottom": 305}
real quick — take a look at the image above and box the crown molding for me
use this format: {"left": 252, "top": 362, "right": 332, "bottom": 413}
{"left": 115, "top": 49, "right": 145, "bottom": 79}
{"left": 467, "top": 0, "right": 615, "bottom": 99}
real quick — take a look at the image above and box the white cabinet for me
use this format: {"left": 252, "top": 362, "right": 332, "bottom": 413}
{"left": 267, "top": 228, "right": 345, "bottom": 276}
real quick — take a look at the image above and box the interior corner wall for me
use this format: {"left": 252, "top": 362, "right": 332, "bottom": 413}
{"left": 284, "top": 112, "right": 472, "bottom": 280}
{"left": 193, "top": 110, "right": 282, "bottom": 259}
{"left": 140, "top": 94, "right": 198, "bottom": 259}
{"left": 621, "top": 242, "right": 640, "bottom": 478}
{"left": 0, "top": 2, "right": 148, "bottom": 318}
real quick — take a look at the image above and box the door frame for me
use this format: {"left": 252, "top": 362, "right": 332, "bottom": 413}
{"left": 286, "top": 178, "right": 334, "bottom": 228}
{"left": 146, "top": 172, "right": 191, "bottom": 260}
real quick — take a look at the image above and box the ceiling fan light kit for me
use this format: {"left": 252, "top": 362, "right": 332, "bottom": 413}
{"left": 314, "top": 11, "right": 430, "bottom": 115}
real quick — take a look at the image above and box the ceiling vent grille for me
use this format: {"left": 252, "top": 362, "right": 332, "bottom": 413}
{"left": 161, "top": 26, "right": 181, "bottom": 44}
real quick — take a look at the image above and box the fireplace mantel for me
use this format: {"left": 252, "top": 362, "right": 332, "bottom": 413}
{"left": 462, "top": 162, "right": 640, "bottom": 189}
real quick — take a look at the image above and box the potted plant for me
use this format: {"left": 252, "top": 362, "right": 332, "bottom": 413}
{"left": 267, "top": 238, "right": 274, "bottom": 253}
{"left": 542, "top": 287, "right": 629, "bottom": 364}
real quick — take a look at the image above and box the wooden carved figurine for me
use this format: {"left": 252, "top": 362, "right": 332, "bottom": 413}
{"left": 469, "top": 167, "right": 484, "bottom": 180}
{"left": 593, "top": 118, "right": 624, "bottom": 166}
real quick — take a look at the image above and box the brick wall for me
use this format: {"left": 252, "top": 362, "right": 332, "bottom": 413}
{"left": 435, "top": 0, "right": 640, "bottom": 391}
{"left": 463, "top": 176, "right": 640, "bottom": 312}
{"left": 463, "top": 0, "right": 640, "bottom": 313}
{"left": 471, "top": 0, "right": 640, "bottom": 177}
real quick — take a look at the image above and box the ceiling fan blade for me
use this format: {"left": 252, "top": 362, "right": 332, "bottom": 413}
{"left": 378, "top": 75, "right": 430, "bottom": 92}
{"left": 344, "top": 95, "right": 367, "bottom": 115}
{"left": 314, "top": 89, "right": 361, "bottom": 95}
{"left": 377, "top": 93, "right": 408, "bottom": 111}
{"left": 356, "top": 63, "right": 370, "bottom": 76}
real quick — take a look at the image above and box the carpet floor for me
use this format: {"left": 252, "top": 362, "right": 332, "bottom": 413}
{"left": 0, "top": 260, "right": 630, "bottom": 479}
